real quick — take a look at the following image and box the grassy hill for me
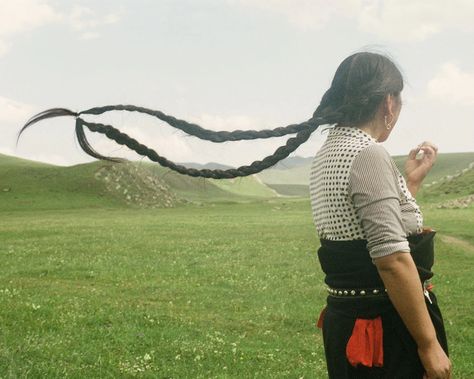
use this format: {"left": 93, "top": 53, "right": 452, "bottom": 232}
{"left": 2, "top": 151, "right": 473, "bottom": 211}
{"left": 0, "top": 154, "right": 122, "bottom": 211}
{"left": 257, "top": 152, "right": 474, "bottom": 197}
{"left": 417, "top": 164, "right": 474, "bottom": 206}
{"left": 137, "top": 162, "right": 277, "bottom": 202}
{"left": 0, "top": 154, "right": 52, "bottom": 168}
{"left": 391, "top": 152, "right": 474, "bottom": 184}
{"left": 0, "top": 154, "right": 278, "bottom": 211}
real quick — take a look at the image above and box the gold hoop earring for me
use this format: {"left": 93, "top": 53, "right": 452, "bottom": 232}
{"left": 384, "top": 115, "right": 393, "bottom": 130}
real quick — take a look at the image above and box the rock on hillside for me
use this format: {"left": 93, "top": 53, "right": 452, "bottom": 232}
{"left": 437, "top": 194, "right": 474, "bottom": 209}
{"left": 422, "top": 161, "right": 474, "bottom": 208}
{"left": 94, "top": 162, "right": 182, "bottom": 208}
{"left": 424, "top": 162, "right": 474, "bottom": 192}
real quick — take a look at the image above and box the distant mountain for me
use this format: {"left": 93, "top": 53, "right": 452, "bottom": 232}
{"left": 177, "top": 162, "right": 234, "bottom": 170}
{"left": 179, "top": 156, "right": 315, "bottom": 171}
{"left": 270, "top": 156, "right": 313, "bottom": 169}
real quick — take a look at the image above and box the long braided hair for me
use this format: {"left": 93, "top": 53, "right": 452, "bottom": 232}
{"left": 18, "top": 52, "right": 403, "bottom": 179}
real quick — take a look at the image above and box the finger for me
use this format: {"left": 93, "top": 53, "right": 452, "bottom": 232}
{"left": 408, "top": 146, "right": 421, "bottom": 159}
{"left": 420, "top": 141, "right": 438, "bottom": 153}
{"left": 420, "top": 146, "right": 436, "bottom": 160}
{"left": 420, "top": 150, "right": 436, "bottom": 167}
{"left": 424, "top": 144, "right": 438, "bottom": 155}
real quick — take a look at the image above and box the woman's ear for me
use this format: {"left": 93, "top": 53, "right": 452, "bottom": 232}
{"left": 384, "top": 93, "right": 402, "bottom": 122}
{"left": 385, "top": 94, "right": 395, "bottom": 117}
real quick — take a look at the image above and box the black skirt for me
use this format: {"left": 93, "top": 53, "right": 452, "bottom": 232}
{"left": 317, "top": 231, "right": 448, "bottom": 379}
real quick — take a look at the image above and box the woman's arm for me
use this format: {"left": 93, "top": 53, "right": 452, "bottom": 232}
{"left": 405, "top": 142, "right": 438, "bottom": 197}
{"left": 374, "top": 252, "right": 451, "bottom": 379}
{"left": 349, "top": 144, "right": 451, "bottom": 378}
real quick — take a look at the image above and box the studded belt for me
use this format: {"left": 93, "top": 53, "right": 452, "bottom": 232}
{"left": 327, "top": 280, "right": 433, "bottom": 300}
{"left": 327, "top": 286, "right": 387, "bottom": 297}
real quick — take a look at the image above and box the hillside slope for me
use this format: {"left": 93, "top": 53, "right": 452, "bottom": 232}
{"left": 0, "top": 156, "right": 130, "bottom": 211}
{"left": 0, "top": 154, "right": 278, "bottom": 211}
{"left": 418, "top": 163, "right": 474, "bottom": 207}
{"left": 391, "top": 152, "right": 474, "bottom": 183}
{"left": 257, "top": 152, "right": 474, "bottom": 197}
{"left": 138, "top": 162, "right": 277, "bottom": 201}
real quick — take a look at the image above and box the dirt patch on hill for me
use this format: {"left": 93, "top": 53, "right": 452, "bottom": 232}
{"left": 436, "top": 194, "right": 474, "bottom": 209}
{"left": 94, "top": 162, "right": 182, "bottom": 208}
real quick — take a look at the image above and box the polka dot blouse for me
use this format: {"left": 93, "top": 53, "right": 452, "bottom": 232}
{"left": 309, "top": 126, "right": 424, "bottom": 259}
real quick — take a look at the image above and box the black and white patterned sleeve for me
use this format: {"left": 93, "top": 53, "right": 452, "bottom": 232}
{"left": 348, "top": 144, "right": 410, "bottom": 259}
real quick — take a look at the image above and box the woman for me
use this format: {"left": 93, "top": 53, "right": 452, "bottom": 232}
{"left": 309, "top": 52, "right": 451, "bottom": 378}
{"left": 19, "top": 51, "right": 451, "bottom": 378}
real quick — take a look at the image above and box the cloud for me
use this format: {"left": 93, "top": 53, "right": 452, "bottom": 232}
{"left": 0, "top": 41, "right": 7, "bottom": 56}
{"left": 0, "top": 1, "right": 124, "bottom": 56}
{"left": 229, "top": 0, "right": 474, "bottom": 42}
{"left": 0, "top": 96, "right": 37, "bottom": 124}
{"left": 427, "top": 62, "right": 474, "bottom": 106}
{"left": 185, "top": 113, "right": 302, "bottom": 166}
{"left": 228, "top": 0, "right": 359, "bottom": 30}
{"left": 111, "top": 113, "right": 268, "bottom": 163}
{"left": 189, "top": 113, "right": 269, "bottom": 131}
{"left": 0, "top": 0, "right": 61, "bottom": 36}
{"left": 81, "top": 112, "right": 288, "bottom": 167}
{"left": 77, "top": 114, "right": 197, "bottom": 164}
{"left": 0, "top": 0, "right": 60, "bottom": 56}
{"left": 357, "top": 0, "right": 474, "bottom": 42}
{"left": 79, "top": 32, "right": 101, "bottom": 41}
{"left": 68, "top": 5, "right": 123, "bottom": 40}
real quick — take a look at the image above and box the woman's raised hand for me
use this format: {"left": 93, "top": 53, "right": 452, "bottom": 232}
{"left": 405, "top": 141, "right": 438, "bottom": 193}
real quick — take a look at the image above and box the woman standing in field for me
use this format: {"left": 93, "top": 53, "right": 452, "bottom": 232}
{"left": 308, "top": 52, "right": 451, "bottom": 378}
{"left": 20, "top": 51, "right": 451, "bottom": 378}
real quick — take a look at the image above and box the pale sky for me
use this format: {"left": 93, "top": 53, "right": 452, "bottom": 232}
{"left": 1, "top": 0, "right": 473, "bottom": 167}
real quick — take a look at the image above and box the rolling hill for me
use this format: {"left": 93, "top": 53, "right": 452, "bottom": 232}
{"left": 1, "top": 151, "right": 473, "bottom": 212}
{"left": 257, "top": 152, "right": 474, "bottom": 197}
{"left": 0, "top": 153, "right": 278, "bottom": 211}
{"left": 417, "top": 163, "right": 474, "bottom": 206}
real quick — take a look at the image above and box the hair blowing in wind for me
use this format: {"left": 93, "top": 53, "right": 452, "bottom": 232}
{"left": 17, "top": 52, "right": 403, "bottom": 179}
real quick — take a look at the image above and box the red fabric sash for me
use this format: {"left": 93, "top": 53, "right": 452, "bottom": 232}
{"left": 316, "top": 307, "right": 327, "bottom": 329}
{"left": 345, "top": 317, "right": 383, "bottom": 367}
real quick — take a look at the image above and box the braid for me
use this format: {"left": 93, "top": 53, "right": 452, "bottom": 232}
{"left": 17, "top": 52, "right": 405, "bottom": 179}
{"left": 19, "top": 104, "right": 328, "bottom": 179}
{"left": 80, "top": 104, "right": 312, "bottom": 142}
{"left": 76, "top": 118, "right": 318, "bottom": 179}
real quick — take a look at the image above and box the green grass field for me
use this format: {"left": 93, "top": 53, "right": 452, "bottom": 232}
{"left": 0, "top": 153, "right": 473, "bottom": 377}
{"left": 1, "top": 200, "right": 473, "bottom": 378}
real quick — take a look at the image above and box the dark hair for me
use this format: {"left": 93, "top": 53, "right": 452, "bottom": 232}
{"left": 18, "top": 51, "right": 403, "bottom": 179}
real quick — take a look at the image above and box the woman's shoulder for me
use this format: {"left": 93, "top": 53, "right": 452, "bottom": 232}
{"left": 349, "top": 143, "right": 401, "bottom": 191}
{"left": 352, "top": 143, "right": 394, "bottom": 169}
{"left": 356, "top": 142, "right": 389, "bottom": 157}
